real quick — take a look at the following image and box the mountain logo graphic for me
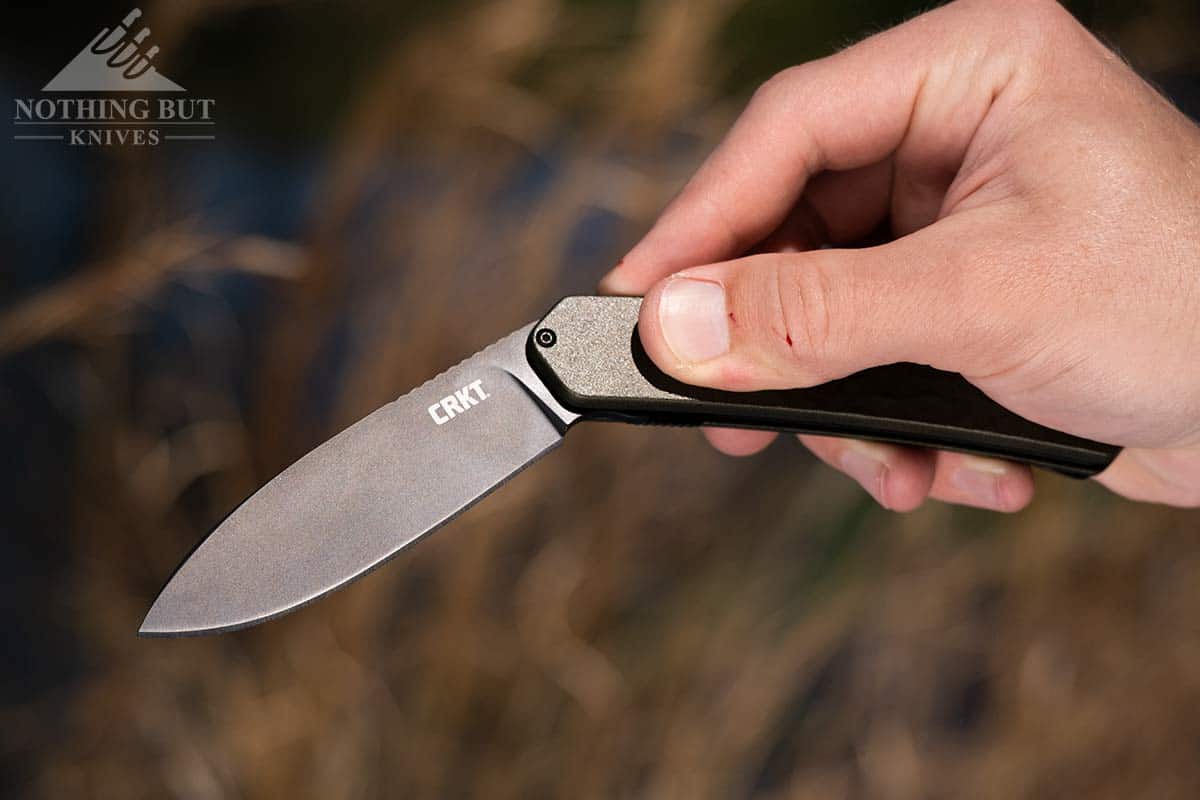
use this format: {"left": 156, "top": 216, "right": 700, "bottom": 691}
{"left": 43, "top": 8, "right": 184, "bottom": 92}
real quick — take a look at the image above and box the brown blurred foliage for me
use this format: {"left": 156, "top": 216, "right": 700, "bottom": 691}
{"left": 2, "top": 0, "right": 1199, "bottom": 798}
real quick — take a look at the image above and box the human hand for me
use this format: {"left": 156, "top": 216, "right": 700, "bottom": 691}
{"left": 600, "top": 0, "right": 1200, "bottom": 511}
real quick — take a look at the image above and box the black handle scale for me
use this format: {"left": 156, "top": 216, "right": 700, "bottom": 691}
{"left": 528, "top": 296, "right": 1120, "bottom": 478}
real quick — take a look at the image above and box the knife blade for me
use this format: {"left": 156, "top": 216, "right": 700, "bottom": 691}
{"left": 141, "top": 296, "right": 1120, "bottom": 636}
{"left": 139, "top": 323, "right": 578, "bottom": 636}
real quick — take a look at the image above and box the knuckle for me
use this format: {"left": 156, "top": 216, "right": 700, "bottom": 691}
{"left": 972, "top": 0, "right": 1067, "bottom": 24}
{"left": 771, "top": 255, "right": 839, "bottom": 381}
{"left": 692, "top": 190, "right": 749, "bottom": 258}
{"left": 1010, "top": 0, "right": 1084, "bottom": 52}
{"left": 1020, "top": 0, "right": 1075, "bottom": 23}
{"left": 948, "top": 0, "right": 1079, "bottom": 63}
{"left": 751, "top": 66, "right": 806, "bottom": 107}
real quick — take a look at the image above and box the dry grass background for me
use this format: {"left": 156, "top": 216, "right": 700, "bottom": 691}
{"left": 2, "top": 0, "right": 1200, "bottom": 797}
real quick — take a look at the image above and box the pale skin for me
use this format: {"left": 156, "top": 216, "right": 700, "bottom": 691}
{"left": 601, "top": 0, "right": 1200, "bottom": 511}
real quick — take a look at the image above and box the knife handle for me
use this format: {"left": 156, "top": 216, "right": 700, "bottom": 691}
{"left": 527, "top": 296, "right": 1120, "bottom": 478}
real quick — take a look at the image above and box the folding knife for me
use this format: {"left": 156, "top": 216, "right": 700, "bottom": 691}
{"left": 140, "top": 296, "right": 1120, "bottom": 636}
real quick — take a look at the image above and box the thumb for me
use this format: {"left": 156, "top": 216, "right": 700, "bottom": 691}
{"left": 637, "top": 235, "right": 981, "bottom": 391}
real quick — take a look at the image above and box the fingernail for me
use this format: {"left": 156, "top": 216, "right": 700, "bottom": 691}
{"left": 839, "top": 440, "right": 890, "bottom": 507}
{"left": 658, "top": 277, "right": 729, "bottom": 363}
{"left": 951, "top": 455, "right": 1007, "bottom": 508}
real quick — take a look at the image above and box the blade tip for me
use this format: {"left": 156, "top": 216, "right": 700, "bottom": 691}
{"left": 137, "top": 608, "right": 192, "bottom": 638}
{"left": 138, "top": 597, "right": 217, "bottom": 637}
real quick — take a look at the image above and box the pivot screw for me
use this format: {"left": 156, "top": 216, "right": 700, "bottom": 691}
{"left": 535, "top": 328, "right": 557, "bottom": 348}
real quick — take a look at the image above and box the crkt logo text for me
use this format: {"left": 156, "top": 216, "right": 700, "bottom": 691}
{"left": 428, "top": 380, "right": 489, "bottom": 425}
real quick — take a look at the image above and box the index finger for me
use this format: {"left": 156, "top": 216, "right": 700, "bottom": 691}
{"left": 599, "top": 2, "right": 994, "bottom": 294}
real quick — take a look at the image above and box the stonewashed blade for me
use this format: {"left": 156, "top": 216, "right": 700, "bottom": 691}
{"left": 140, "top": 324, "right": 577, "bottom": 636}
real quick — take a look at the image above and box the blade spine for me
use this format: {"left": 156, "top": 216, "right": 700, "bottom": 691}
{"left": 406, "top": 323, "right": 538, "bottom": 404}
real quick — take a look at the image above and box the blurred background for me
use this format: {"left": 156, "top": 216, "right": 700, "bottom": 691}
{"left": 2, "top": 1, "right": 1199, "bottom": 797}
